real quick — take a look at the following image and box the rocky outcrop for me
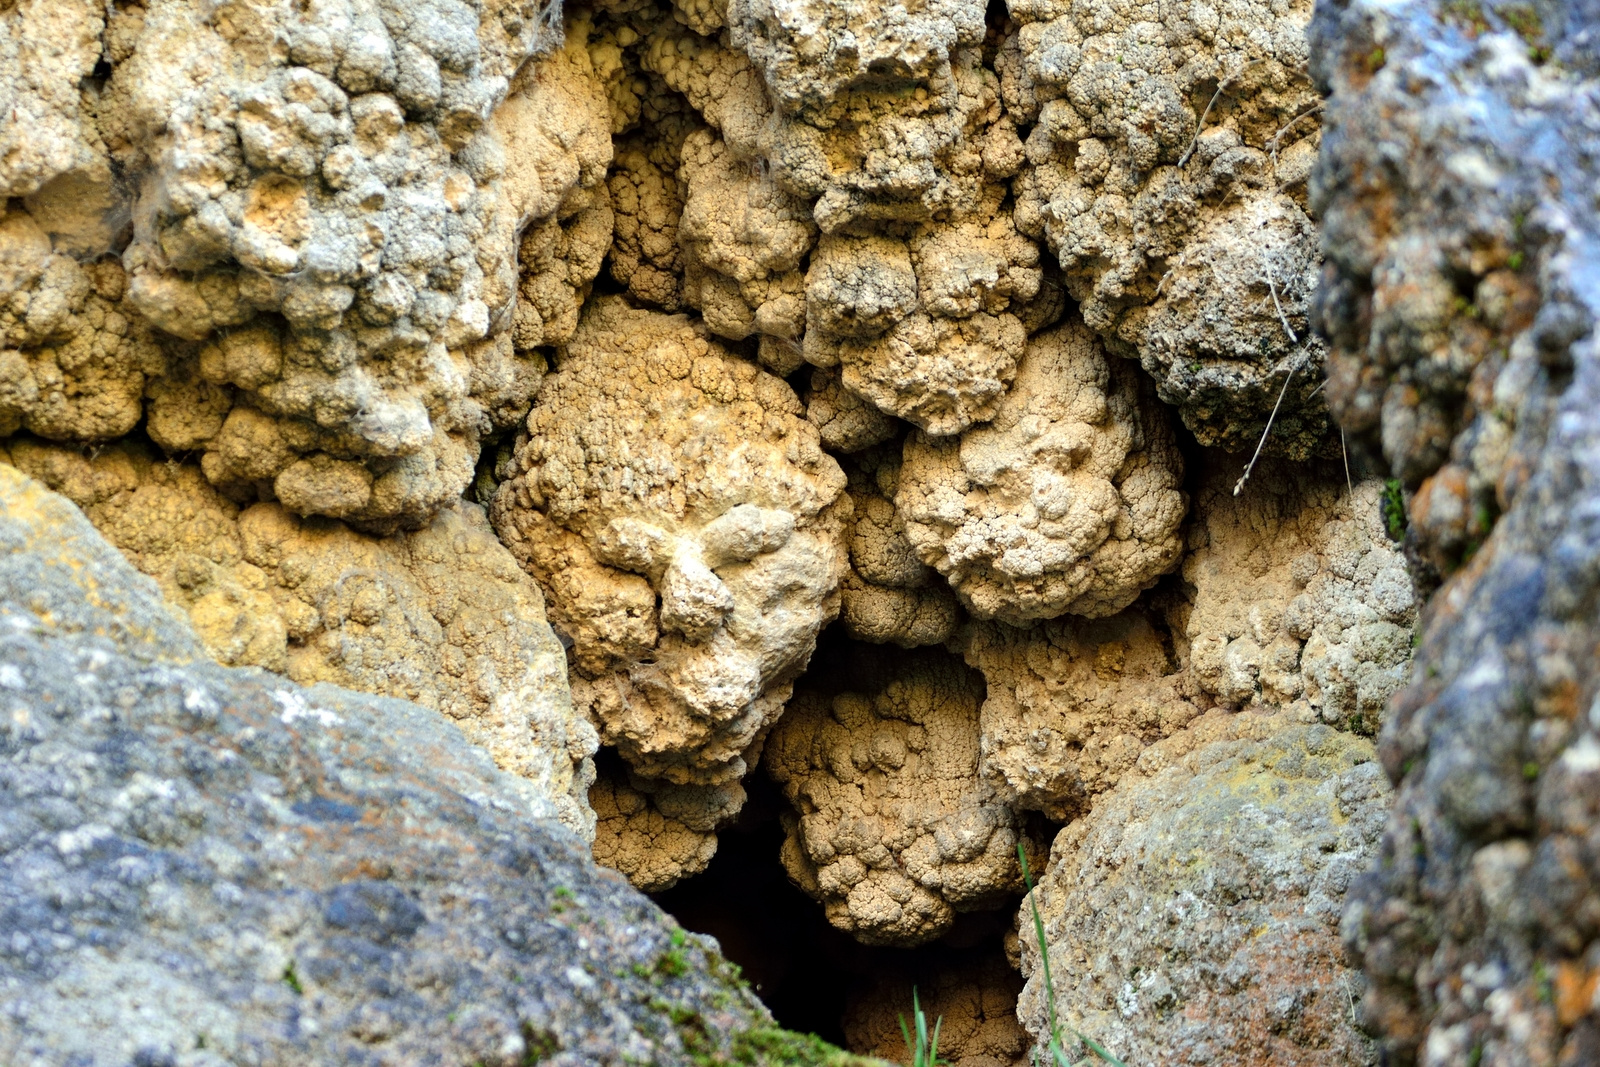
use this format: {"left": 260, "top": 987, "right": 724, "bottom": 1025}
{"left": 1182, "top": 456, "right": 1416, "bottom": 730}
{"left": 1007, "top": 0, "right": 1332, "bottom": 457}
{"left": 897, "top": 319, "right": 1187, "bottom": 624}
{"left": 1016, "top": 709, "right": 1388, "bottom": 1067}
{"left": 1312, "top": 0, "right": 1600, "bottom": 1062}
{"left": 1, "top": 435, "right": 598, "bottom": 836}
{"left": 489, "top": 297, "right": 848, "bottom": 873}
{"left": 0, "top": 462, "right": 884, "bottom": 1067}
{"left": 766, "top": 645, "right": 1028, "bottom": 946}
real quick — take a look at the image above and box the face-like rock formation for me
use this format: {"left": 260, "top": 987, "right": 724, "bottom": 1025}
{"left": 491, "top": 297, "right": 850, "bottom": 792}
{"left": 765, "top": 644, "right": 1026, "bottom": 946}
{"left": 897, "top": 319, "right": 1187, "bottom": 624}
{"left": 1, "top": 436, "right": 597, "bottom": 834}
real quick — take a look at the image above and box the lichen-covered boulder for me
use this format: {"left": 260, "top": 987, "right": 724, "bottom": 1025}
{"left": 765, "top": 644, "right": 1026, "bottom": 947}
{"left": 491, "top": 297, "right": 849, "bottom": 796}
{"left": 897, "top": 319, "right": 1186, "bottom": 624}
{"left": 0, "top": 461, "right": 884, "bottom": 1067}
{"left": 1017, "top": 710, "right": 1388, "bottom": 1067}
{"left": 2, "top": 436, "right": 597, "bottom": 835}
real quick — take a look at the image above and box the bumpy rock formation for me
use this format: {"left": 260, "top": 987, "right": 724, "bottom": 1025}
{"left": 837, "top": 444, "right": 964, "bottom": 648}
{"left": 491, "top": 297, "right": 849, "bottom": 797}
{"left": 897, "top": 319, "right": 1186, "bottom": 624}
{"left": 1183, "top": 456, "right": 1417, "bottom": 729}
{"left": 0, "top": 462, "right": 884, "bottom": 1067}
{"left": 8, "top": 0, "right": 619, "bottom": 532}
{"left": 590, "top": 761, "right": 746, "bottom": 892}
{"left": 765, "top": 645, "right": 1027, "bottom": 946}
{"left": 0, "top": 435, "right": 598, "bottom": 834}
{"left": 1312, "top": 1, "right": 1600, "bottom": 1062}
{"left": 1006, "top": 0, "right": 1331, "bottom": 456}
{"left": 959, "top": 605, "right": 1197, "bottom": 822}
{"left": 844, "top": 948, "right": 1032, "bottom": 1067}
{"left": 1017, "top": 710, "right": 1388, "bottom": 1067}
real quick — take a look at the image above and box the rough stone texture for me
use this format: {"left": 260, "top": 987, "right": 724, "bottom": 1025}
{"left": 0, "top": 435, "right": 598, "bottom": 836}
{"left": 837, "top": 443, "right": 964, "bottom": 649}
{"left": 7, "top": 0, "right": 619, "bottom": 531}
{"left": 958, "top": 605, "right": 1198, "bottom": 823}
{"left": 0, "top": 461, "right": 886, "bottom": 1067}
{"left": 843, "top": 948, "right": 1031, "bottom": 1067}
{"left": 897, "top": 319, "right": 1187, "bottom": 625}
{"left": 1311, "top": 1, "right": 1600, "bottom": 1063}
{"left": 1017, "top": 709, "right": 1388, "bottom": 1067}
{"left": 0, "top": 208, "right": 166, "bottom": 446}
{"left": 491, "top": 297, "right": 849, "bottom": 797}
{"left": 1007, "top": 0, "right": 1333, "bottom": 456}
{"left": 1182, "top": 455, "right": 1417, "bottom": 731}
{"left": 590, "top": 759, "right": 745, "bottom": 892}
{"left": 765, "top": 644, "right": 1026, "bottom": 947}
{"left": 804, "top": 367, "right": 898, "bottom": 456}
{"left": 678, "top": 127, "right": 814, "bottom": 371}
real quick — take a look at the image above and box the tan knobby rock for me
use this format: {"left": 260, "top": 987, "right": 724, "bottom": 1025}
{"left": 491, "top": 297, "right": 849, "bottom": 793}
{"left": 897, "top": 319, "right": 1186, "bottom": 624}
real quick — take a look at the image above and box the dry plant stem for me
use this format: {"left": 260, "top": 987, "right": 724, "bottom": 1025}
{"left": 1341, "top": 429, "right": 1354, "bottom": 495}
{"left": 1233, "top": 359, "right": 1298, "bottom": 496}
{"left": 1179, "top": 60, "right": 1266, "bottom": 167}
{"left": 1268, "top": 103, "right": 1324, "bottom": 167}
{"left": 1265, "top": 272, "right": 1299, "bottom": 344}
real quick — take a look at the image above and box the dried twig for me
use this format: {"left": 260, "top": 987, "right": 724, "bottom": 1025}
{"left": 1265, "top": 273, "right": 1299, "bottom": 343}
{"left": 1341, "top": 429, "right": 1354, "bottom": 494}
{"left": 1267, "top": 103, "right": 1324, "bottom": 167}
{"left": 1234, "top": 357, "right": 1298, "bottom": 496}
{"left": 1179, "top": 59, "right": 1266, "bottom": 167}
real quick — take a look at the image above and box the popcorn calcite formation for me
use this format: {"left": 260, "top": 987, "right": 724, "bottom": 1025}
{"left": 1008, "top": 0, "right": 1332, "bottom": 457}
{"left": 490, "top": 297, "right": 850, "bottom": 791}
{"left": 897, "top": 319, "right": 1187, "bottom": 625}
{"left": 766, "top": 645, "right": 1027, "bottom": 947}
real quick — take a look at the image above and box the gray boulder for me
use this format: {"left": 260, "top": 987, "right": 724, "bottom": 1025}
{"left": 0, "top": 463, "right": 878, "bottom": 1067}
{"left": 1313, "top": 0, "right": 1600, "bottom": 1062}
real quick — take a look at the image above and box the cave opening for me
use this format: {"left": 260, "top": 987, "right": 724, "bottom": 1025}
{"left": 648, "top": 627, "right": 1044, "bottom": 1063}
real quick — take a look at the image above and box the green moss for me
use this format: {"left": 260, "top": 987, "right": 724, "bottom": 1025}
{"left": 728, "top": 1028, "right": 888, "bottom": 1066}
{"left": 1381, "top": 479, "right": 1407, "bottom": 542}
{"left": 281, "top": 961, "right": 304, "bottom": 996}
{"left": 1508, "top": 251, "right": 1526, "bottom": 270}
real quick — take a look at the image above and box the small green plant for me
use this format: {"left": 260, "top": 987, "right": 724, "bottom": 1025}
{"left": 1018, "top": 844, "right": 1128, "bottom": 1067}
{"left": 282, "top": 960, "right": 304, "bottom": 996}
{"left": 1380, "top": 479, "right": 1407, "bottom": 542}
{"left": 899, "top": 987, "right": 945, "bottom": 1067}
